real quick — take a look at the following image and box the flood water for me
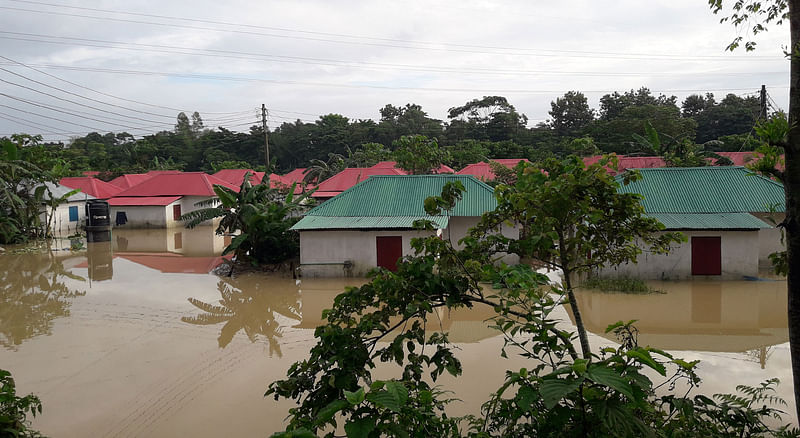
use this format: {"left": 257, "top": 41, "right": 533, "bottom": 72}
{"left": 0, "top": 227, "right": 794, "bottom": 436}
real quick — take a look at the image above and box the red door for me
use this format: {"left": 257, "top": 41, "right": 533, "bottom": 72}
{"left": 376, "top": 236, "right": 403, "bottom": 272}
{"left": 173, "top": 204, "right": 182, "bottom": 221}
{"left": 691, "top": 236, "right": 721, "bottom": 275}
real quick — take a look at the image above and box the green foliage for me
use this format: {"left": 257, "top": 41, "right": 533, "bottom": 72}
{"left": 548, "top": 91, "right": 595, "bottom": 137}
{"left": 392, "top": 135, "right": 451, "bottom": 175}
{"left": 0, "top": 139, "right": 60, "bottom": 244}
{"left": 346, "top": 143, "right": 392, "bottom": 168}
{"left": 0, "top": 369, "right": 44, "bottom": 437}
{"left": 580, "top": 276, "right": 661, "bottom": 294}
{"left": 181, "top": 173, "right": 311, "bottom": 264}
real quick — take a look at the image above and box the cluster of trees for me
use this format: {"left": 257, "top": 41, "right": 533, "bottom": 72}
{"left": 0, "top": 89, "right": 765, "bottom": 179}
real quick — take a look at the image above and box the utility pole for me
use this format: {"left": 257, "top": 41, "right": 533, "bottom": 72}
{"left": 262, "top": 104, "right": 270, "bottom": 172}
{"left": 760, "top": 84, "right": 768, "bottom": 120}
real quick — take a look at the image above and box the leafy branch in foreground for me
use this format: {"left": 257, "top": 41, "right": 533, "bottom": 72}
{"left": 1, "top": 368, "right": 44, "bottom": 437}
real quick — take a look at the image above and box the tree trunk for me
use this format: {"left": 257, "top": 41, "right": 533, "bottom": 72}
{"left": 787, "top": 0, "right": 800, "bottom": 422}
{"left": 563, "top": 267, "right": 592, "bottom": 359}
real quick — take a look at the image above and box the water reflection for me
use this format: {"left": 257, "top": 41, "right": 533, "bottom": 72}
{"left": 573, "top": 280, "right": 788, "bottom": 356}
{"left": 112, "top": 226, "right": 226, "bottom": 256}
{"left": 181, "top": 275, "right": 302, "bottom": 356}
{"left": 86, "top": 242, "right": 113, "bottom": 281}
{"left": 0, "top": 249, "right": 86, "bottom": 350}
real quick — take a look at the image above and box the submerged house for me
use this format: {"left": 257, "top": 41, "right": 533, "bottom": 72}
{"left": 107, "top": 172, "right": 238, "bottom": 228}
{"left": 31, "top": 182, "right": 96, "bottom": 235}
{"left": 292, "top": 174, "right": 515, "bottom": 277}
{"left": 599, "top": 167, "right": 785, "bottom": 280}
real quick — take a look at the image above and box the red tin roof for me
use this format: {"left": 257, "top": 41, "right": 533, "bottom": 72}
{"left": 107, "top": 196, "right": 182, "bottom": 206}
{"left": 60, "top": 177, "right": 123, "bottom": 199}
{"left": 281, "top": 168, "right": 307, "bottom": 184}
{"left": 311, "top": 167, "right": 406, "bottom": 198}
{"left": 109, "top": 173, "right": 153, "bottom": 190}
{"left": 456, "top": 159, "right": 530, "bottom": 181}
{"left": 114, "top": 172, "right": 239, "bottom": 197}
{"left": 212, "top": 169, "right": 264, "bottom": 186}
{"left": 370, "top": 161, "right": 455, "bottom": 174}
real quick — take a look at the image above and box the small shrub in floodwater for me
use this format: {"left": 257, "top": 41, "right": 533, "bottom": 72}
{"left": 581, "top": 276, "right": 663, "bottom": 294}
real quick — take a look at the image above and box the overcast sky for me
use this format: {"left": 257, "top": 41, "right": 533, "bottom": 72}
{"left": 0, "top": 0, "right": 791, "bottom": 142}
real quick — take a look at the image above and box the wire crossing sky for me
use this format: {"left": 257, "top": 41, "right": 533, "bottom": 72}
{"left": 0, "top": 0, "right": 790, "bottom": 142}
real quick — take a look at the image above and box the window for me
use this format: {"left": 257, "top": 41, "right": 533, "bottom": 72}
{"left": 68, "top": 206, "right": 79, "bottom": 222}
{"left": 173, "top": 204, "right": 182, "bottom": 221}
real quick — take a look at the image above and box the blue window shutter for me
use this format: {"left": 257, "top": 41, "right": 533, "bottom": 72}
{"left": 69, "top": 206, "right": 79, "bottom": 222}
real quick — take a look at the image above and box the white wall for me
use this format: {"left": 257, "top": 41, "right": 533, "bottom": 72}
{"left": 110, "top": 205, "right": 170, "bottom": 228}
{"left": 299, "top": 229, "right": 434, "bottom": 277}
{"left": 43, "top": 201, "right": 85, "bottom": 235}
{"left": 599, "top": 230, "right": 760, "bottom": 280}
{"left": 752, "top": 213, "right": 786, "bottom": 267}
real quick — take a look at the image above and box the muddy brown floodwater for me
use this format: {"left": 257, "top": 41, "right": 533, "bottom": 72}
{"left": 0, "top": 227, "right": 795, "bottom": 436}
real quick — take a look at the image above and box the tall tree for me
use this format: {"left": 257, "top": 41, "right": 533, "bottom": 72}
{"left": 599, "top": 87, "right": 678, "bottom": 121}
{"left": 709, "top": 0, "right": 800, "bottom": 420}
{"left": 446, "top": 96, "right": 528, "bottom": 142}
{"left": 392, "top": 135, "right": 450, "bottom": 175}
{"left": 548, "top": 91, "right": 594, "bottom": 137}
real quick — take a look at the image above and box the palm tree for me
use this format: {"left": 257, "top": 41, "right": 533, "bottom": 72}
{"left": 302, "top": 153, "right": 345, "bottom": 184}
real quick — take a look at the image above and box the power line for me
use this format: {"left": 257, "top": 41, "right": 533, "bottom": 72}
{"left": 0, "top": 0, "right": 785, "bottom": 61}
{"left": 0, "top": 71, "right": 175, "bottom": 123}
{"left": 0, "top": 31, "right": 786, "bottom": 80}
{"left": 0, "top": 57, "right": 783, "bottom": 95}
{"left": 0, "top": 55, "right": 256, "bottom": 116}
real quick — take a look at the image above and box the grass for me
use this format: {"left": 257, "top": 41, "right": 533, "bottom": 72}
{"left": 581, "top": 276, "right": 663, "bottom": 294}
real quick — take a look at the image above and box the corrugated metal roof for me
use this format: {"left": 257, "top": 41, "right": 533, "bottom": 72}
{"left": 115, "top": 172, "right": 239, "bottom": 197}
{"left": 456, "top": 159, "right": 529, "bottom": 180}
{"left": 60, "top": 177, "right": 123, "bottom": 199}
{"left": 647, "top": 212, "right": 771, "bottom": 230}
{"left": 212, "top": 169, "right": 263, "bottom": 186}
{"left": 107, "top": 196, "right": 182, "bottom": 206}
{"left": 293, "top": 175, "right": 495, "bottom": 230}
{"left": 109, "top": 173, "right": 153, "bottom": 190}
{"left": 311, "top": 167, "right": 406, "bottom": 197}
{"left": 617, "top": 167, "right": 785, "bottom": 213}
{"left": 292, "top": 215, "right": 449, "bottom": 230}
{"left": 370, "top": 161, "right": 455, "bottom": 174}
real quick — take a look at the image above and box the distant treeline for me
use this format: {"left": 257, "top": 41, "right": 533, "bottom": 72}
{"left": 2, "top": 87, "right": 766, "bottom": 178}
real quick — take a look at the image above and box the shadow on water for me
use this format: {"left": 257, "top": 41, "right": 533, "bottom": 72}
{"left": 0, "top": 246, "right": 87, "bottom": 350}
{"left": 181, "top": 275, "right": 302, "bottom": 356}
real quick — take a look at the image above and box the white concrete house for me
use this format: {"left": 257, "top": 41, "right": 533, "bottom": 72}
{"left": 34, "top": 182, "right": 96, "bottom": 235}
{"left": 107, "top": 172, "right": 238, "bottom": 229}
{"left": 292, "top": 175, "right": 515, "bottom": 277}
{"left": 599, "top": 167, "right": 785, "bottom": 280}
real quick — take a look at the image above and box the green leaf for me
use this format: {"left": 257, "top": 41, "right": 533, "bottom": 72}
{"left": 344, "top": 417, "right": 377, "bottom": 438}
{"left": 540, "top": 377, "right": 582, "bottom": 409}
{"left": 344, "top": 387, "right": 365, "bottom": 405}
{"left": 313, "top": 399, "right": 348, "bottom": 425}
{"left": 222, "top": 233, "right": 249, "bottom": 256}
{"left": 626, "top": 349, "right": 666, "bottom": 376}
{"left": 586, "top": 365, "right": 634, "bottom": 400}
{"left": 516, "top": 385, "right": 537, "bottom": 411}
{"left": 366, "top": 381, "right": 408, "bottom": 413}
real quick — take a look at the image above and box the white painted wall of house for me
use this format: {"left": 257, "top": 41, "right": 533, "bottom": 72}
{"left": 110, "top": 204, "right": 171, "bottom": 228}
{"left": 298, "top": 229, "right": 434, "bottom": 277}
{"left": 42, "top": 201, "right": 86, "bottom": 235}
{"left": 599, "top": 230, "right": 760, "bottom": 280}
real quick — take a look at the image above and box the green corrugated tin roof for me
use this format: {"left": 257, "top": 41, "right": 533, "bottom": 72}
{"left": 291, "top": 215, "right": 449, "bottom": 230}
{"left": 618, "top": 167, "right": 785, "bottom": 213}
{"left": 647, "top": 212, "right": 771, "bottom": 230}
{"left": 292, "top": 175, "right": 495, "bottom": 231}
